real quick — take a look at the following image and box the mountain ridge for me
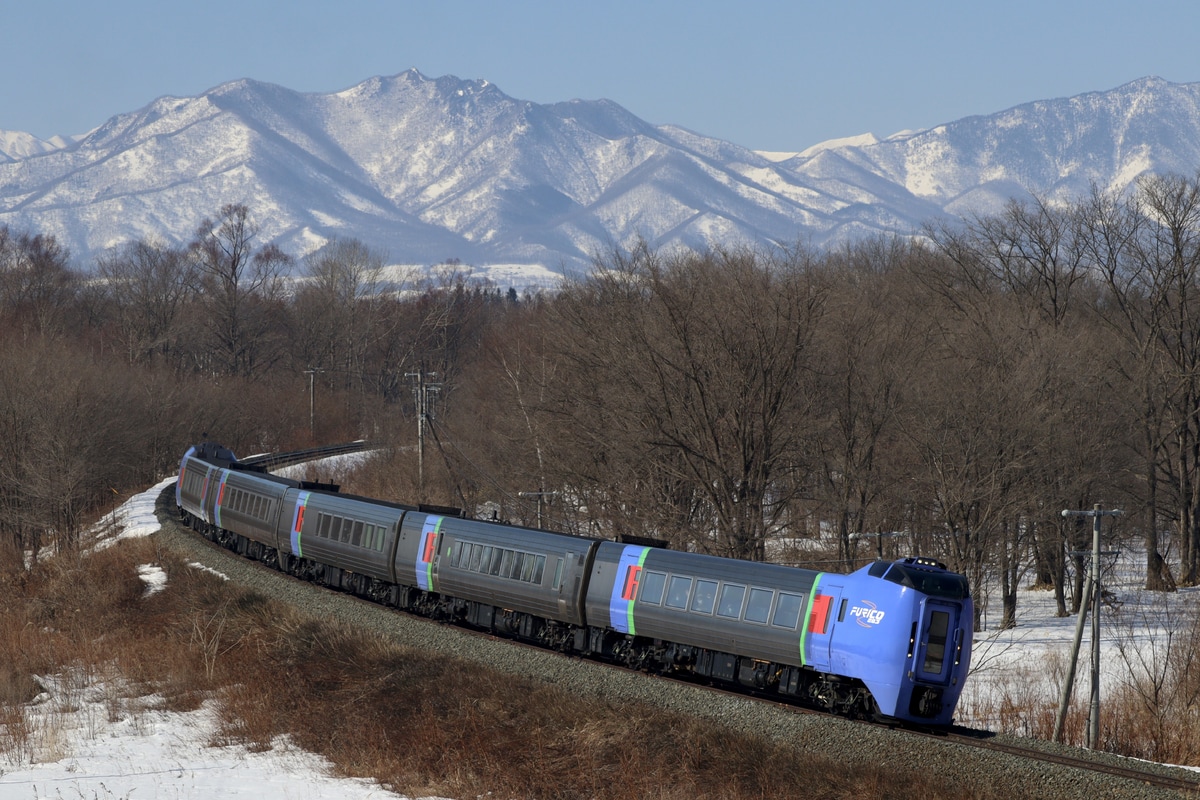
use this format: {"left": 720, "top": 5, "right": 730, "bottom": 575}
{"left": 0, "top": 71, "right": 1195, "bottom": 281}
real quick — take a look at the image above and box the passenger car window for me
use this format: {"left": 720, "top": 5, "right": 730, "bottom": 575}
{"left": 665, "top": 576, "right": 692, "bottom": 609}
{"left": 639, "top": 571, "right": 666, "bottom": 605}
{"left": 690, "top": 579, "right": 718, "bottom": 614}
{"left": 744, "top": 588, "right": 773, "bottom": 623}
{"left": 717, "top": 583, "right": 746, "bottom": 618}
{"left": 772, "top": 592, "right": 804, "bottom": 629}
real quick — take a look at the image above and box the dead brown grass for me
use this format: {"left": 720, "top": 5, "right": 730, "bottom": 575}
{"left": 0, "top": 536, "right": 1008, "bottom": 799}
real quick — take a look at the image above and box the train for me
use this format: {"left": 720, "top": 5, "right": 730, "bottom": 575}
{"left": 176, "top": 442, "right": 974, "bottom": 726}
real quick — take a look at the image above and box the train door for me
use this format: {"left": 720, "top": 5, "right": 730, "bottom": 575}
{"left": 804, "top": 583, "right": 843, "bottom": 671}
{"left": 199, "top": 464, "right": 218, "bottom": 524}
{"left": 557, "top": 550, "right": 583, "bottom": 618}
{"left": 914, "top": 600, "right": 962, "bottom": 684}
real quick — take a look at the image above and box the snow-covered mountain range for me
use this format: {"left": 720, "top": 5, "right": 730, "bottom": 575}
{"left": 2, "top": 72, "right": 1198, "bottom": 279}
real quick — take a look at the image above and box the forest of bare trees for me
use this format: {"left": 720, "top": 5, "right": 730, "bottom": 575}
{"left": 8, "top": 175, "right": 1200, "bottom": 631}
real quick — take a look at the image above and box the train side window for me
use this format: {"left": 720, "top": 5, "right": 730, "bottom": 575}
{"left": 489, "top": 548, "right": 504, "bottom": 575}
{"left": 521, "top": 553, "right": 537, "bottom": 582}
{"left": 553, "top": 558, "right": 564, "bottom": 589}
{"left": 501, "top": 549, "right": 516, "bottom": 578}
{"left": 772, "top": 593, "right": 804, "bottom": 629}
{"left": 665, "top": 576, "right": 692, "bottom": 610}
{"left": 639, "top": 571, "right": 666, "bottom": 605}
{"left": 479, "top": 547, "right": 493, "bottom": 573}
{"left": 838, "top": 598, "right": 848, "bottom": 622}
{"left": 533, "top": 555, "right": 546, "bottom": 583}
{"left": 717, "top": 583, "right": 746, "bottom": 619}
{"left": 744, "top": 588, "right": 773, "bottom": 623}
{"left": 470, "top": 544, "right": 484, "bottom": 571}
{"left": 690, "top": 579, "right": 718, "bottom": 614}
{"left": 351, "top": 520, "right": 364, "bottom": 547}
{"left": 340, "top": 518, "right": 353, "bottom": 543}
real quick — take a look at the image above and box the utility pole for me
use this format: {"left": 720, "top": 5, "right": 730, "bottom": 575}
{"left": 406, "top": 368, "right": 440, "bottom": 498}
{"left": 304, "top": 367, "right": 324, "bottom": 440}
{"left": 1054, "top": 504, "right": 1122, "bottom": 749}
{"left": 518, "top": 489, "right": 559, "bottom": 529}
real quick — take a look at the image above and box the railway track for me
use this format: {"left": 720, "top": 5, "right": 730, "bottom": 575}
{"left": 238, "top": 440, "right": 369, "bottom": 471}
{"left": 931, "top": 728, "right": 1200, "bottom": 795}
{"left": 159, "top": 446, "right": 1200, "bottom": 797}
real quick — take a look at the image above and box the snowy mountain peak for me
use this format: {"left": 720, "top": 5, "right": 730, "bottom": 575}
{"left": 0, "top": 74, "right": 1198, "bottom": 278}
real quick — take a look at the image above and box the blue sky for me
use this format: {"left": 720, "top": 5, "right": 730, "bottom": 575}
{"left": 4, "top": 1, "right": 1198, "bottom": 152}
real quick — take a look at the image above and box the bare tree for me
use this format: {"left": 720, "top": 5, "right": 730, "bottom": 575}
{"left": 547, "top": 243, "right": 826, "bottom": 559}
{"left": 96, "top": 237, "right": 196, "bottom": 366}
{"left": 189, "top": 204, "right": 292, "bottom": 377}
{"left": 0, "top": 226, "right": 78, "bottom": 338}
{"left": 811, "top": 238, "right": 931, "bottom": 567}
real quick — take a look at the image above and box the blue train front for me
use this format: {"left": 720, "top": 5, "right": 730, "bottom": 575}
{"left": 820, "top": 557, "right": 973, "bottom": 725}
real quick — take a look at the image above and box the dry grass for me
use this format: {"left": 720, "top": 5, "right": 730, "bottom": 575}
{"left": 0, "top": 537, "right": 1014, "bottom": 799}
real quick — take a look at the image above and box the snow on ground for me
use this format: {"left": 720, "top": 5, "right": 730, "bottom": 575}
{"left": 2, "top": 472, "right": 444, "bottom": 799}
{"left": 960, "top": 543, "right": 1200, "bottom": 736}
{"left": 0, "top": 681, "right": 401, "bottom": 799}
{"left": 5, "top": 477, "right": 1200, "bottom": 795}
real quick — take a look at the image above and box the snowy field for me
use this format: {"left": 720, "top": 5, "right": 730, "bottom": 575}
{"left": 2, "top": 477, "right": 446, "bottom": 799}
{"left": 3, "top": 476, "right": 1198, "bottom": 796}
{"left": 960, "top": 542, "right": 1200, "bottom": 737}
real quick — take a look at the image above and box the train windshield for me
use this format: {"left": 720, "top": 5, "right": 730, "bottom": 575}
{"left": 882, "top": 563, "right": 970, "bottom": 600}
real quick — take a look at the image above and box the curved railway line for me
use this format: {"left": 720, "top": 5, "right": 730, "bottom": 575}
{"left": 153, "top": 444, "right": 1200, "bottom": 798}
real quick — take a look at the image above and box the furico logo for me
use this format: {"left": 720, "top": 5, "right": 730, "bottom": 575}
{"left": 850, "top": 600, "right": 885, "bottom": 628}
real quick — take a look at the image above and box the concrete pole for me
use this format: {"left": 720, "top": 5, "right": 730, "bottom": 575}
{"left": 1059, "top": 504, "right": 1121, "bottom": 750}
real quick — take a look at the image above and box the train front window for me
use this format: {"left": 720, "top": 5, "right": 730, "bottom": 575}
{"left": 884, "top": 564, "right": 970, "bottom": 599}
